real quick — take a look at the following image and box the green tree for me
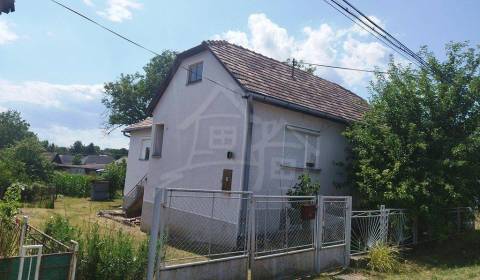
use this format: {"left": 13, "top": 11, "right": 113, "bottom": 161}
{"left": 72, "top": 154, "right": 83, "bottom": 165}
{"left": 101, "top": 159, "right": 127, "bottom": 197}
{"left": 102, "top": 50, "right": 176, "bottom": 130}
{"left": 84, "top": 143, "right": 100, "bottom": 155}
{"left": 344, "top": 42, "right": 480, "bottom": 231}
{"left": 70, "top": 140, "right": 84, "bottom": 155}
{"left": 0, "top": 110, "right": 35, "bottom": 149}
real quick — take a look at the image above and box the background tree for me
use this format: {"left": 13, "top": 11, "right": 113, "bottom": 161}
{"left": 70, "top": 140, "right": 84, "bottom": 155}
{"left": 84, "top": 143, "right": 100, "bottom": 155}
{"left": 72, "top": 154, "right": 83, "bottom": 165}
{"left": 102, "top": 50, "right": 176, "bottom": 130}
{"left": 344, "top": 42, "right": 480, "bottom": 235}
{"left": 0, "top": 110, "right": 35, "bottom": 149}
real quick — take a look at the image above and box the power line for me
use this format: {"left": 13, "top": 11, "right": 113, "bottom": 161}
{"left": 300, "top": 61, "right": 386, "bottom": 74}
{"left": 322, "top": 0, "right": 421, "bottom": 68}
{"left": 49, "top": 0, "right": 160, "bottom": 56}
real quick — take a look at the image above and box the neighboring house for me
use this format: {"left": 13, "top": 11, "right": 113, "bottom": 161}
{"left": 122, "top": 117, "right": 152, "bottom": 195}
{"left": 53, "top": 154, "right": 115, "bottom": 174}
{"left": 122, "top": 40, "right": 369, "bottom": 233}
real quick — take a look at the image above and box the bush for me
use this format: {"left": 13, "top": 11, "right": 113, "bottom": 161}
{"left": 51, "top": 172, "right": 93, "bottom": 197}
{"left": 43, "top": 215, "right": 79, "bottom": 244}
{"left": 43, "top": 218, "right": 148, "bottom": 280}
{"left": 100, "top": 160, "right": 126, "bottom": 198}
{"left": 0, "top": 182, "right": 22, "bottom": 221}
{"left": 21, "top": 182, "right": 55, "bottom": 208}
{"left": 367, "top": 244, "right": 400, "bottom": 272}
{"left": 0, "top": 183, "right": 22, "bottom": 258}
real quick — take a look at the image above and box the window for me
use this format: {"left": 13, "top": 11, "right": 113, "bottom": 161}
{"left": 282, "top": 125, "right": 320, "bottom": 169}
{"left": 187, "top": 62, "right": 203, "bottom": 84}
{"left": 152, "top": 124, "right": 164, "bottom": 157}
{"left": 139, "top": 139, "right": 151, "bottom": 160}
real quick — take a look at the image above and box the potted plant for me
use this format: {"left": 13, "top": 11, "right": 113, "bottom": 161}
{"left": 286, "top": 173, "right": 320, "bottom": 220}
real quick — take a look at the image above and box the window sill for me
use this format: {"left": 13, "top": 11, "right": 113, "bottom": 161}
{"left": 280, "top": 164, "right": 322, "bottom": 172}
{"left": 186, "top": 79, "right": 202, "bottom": 86}
{"left": 151, "top": 155, "right": 162, "bottom": 158}
{"left": 138, "top": 159, "right": 149, "bottom": 161}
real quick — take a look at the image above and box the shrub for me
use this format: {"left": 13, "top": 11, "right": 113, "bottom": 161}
{"left": 0, "top": 183, "right": 22, "bottom": 258}
{"left": 21, "top": 182, "right": 55, "bottom": 209}
{"left": 0, "top": 182, "right": 22, "bottom": 221}
{"left": 43, "top": 219, "right": 148, "bottom": 280}
{"left": 43, "top": 214, "right": 79, "bottom": 244}
{"left": 367, "top": 244, "right": 400, "bottom": 272}
{"left": 100, "top": 159, "right": 126, "bottom": 198}
{"left": 51, "top": 171, "right": 92, "bottom": 197}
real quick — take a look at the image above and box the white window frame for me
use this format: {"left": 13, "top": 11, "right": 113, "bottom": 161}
{"left": 139, "top": 138, "right": 151, "bottom": 161}
{"left": 281, "top": 124, "right": 321, "bottom": 170}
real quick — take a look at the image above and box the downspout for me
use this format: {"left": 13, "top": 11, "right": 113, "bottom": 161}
{"left": 122, "top": 131, "right": 131, "bottom": 138}
{"left": 238, "top": 93, "right": 253, "bottom": 248}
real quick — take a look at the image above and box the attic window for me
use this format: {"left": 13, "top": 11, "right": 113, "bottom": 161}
{"left": 187, "top": 62, "right": 203, "bottom": 84}
{"left": 139, "top": 139, "right": 151, "bottom": 161}
{"left": 152, "top": 124, "right": 164, "bottom": 157}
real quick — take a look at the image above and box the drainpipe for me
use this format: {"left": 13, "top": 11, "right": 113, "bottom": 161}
{"left": 122, "top": 131, "right": 130, "bottom": 138}
{"left": 238, "top": 94, "right": 253, "bottom": 248}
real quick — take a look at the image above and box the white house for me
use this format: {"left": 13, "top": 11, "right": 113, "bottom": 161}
{"left": 122, "top": 40, "right": 369, "bottom": 233}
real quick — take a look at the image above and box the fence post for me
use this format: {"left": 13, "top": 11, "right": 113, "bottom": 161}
{"left": 379, "top": 205, "right": 388, "bottom": 244}
{"left": 69, "top": 240, "right": 79, "bottom": 280}
{"left": 147, "top": 187, "right": 165, "bottom": 280}
{"left": 344, "top": 196, "right": 352, "bottom": 268}
{"left": 247, "top": 194, "right": 256, "bottom": 277}
{"left": 314, "top": 195, "right": 321, "bottom": 273}
{"left": 19, "top": 216, "right": 28, "bottom": 255}
{"left": 412, "top": 216, "right": 418, "bottom": 245}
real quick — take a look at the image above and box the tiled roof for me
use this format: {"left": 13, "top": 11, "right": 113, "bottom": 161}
{"left": 122, "top": 117, "right": 153, "bottom": 132}
{"left": 82, "top": 155, "right": 114, "bottom": 165}
{"left": 204, "top": 40, "right": 369, "bottom": 122}
{"left": 147, "top": 41, "right": 369, "bottom": 123}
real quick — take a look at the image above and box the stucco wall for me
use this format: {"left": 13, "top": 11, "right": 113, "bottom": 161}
{"left": 248, "top": 101, "right": 349, "bottom": 196}
{"left": 123, "top": 128, "right": 151, "bottom": 195}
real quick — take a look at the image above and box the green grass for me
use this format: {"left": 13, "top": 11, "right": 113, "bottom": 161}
{"left": 20, "top": 196, "right": 200, "bottom": 261}
{"left": 315, "top": 230, "right": 480, "bottom": 280}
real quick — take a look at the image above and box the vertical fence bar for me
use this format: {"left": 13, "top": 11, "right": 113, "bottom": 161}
{"left": 69, "top": 240, "right": 79, "bottom": 280}
{"left": 248, "top": 195, "right": 256, "bottom": 276}
{"left": 208, "top": 193, "right": 215, "bottom": 258}
{"left": 147, "top": 187, "right": 164, "bottom": 280}
{"left": 314, "top": 195, "right": 322, "bottom": 273}
{"left": 344, "top": 197, "right": 352, "bottom": 267}
{"left": 19, "top": 216, "right": 28, "bottom": 255}
{"left": 379, "top": 205, "right": 387, "bottom": 244}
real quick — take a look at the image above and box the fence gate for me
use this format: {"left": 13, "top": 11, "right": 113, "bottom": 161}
{"left": 317, "top": 196, "right": 352, "bottom": 271}
{"left": 250, "top": 195, "right": 317, "bottom": 280}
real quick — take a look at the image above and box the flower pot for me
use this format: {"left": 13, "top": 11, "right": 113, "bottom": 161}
{"left": 301, "top": 204, "right": 316, "bottom": 220}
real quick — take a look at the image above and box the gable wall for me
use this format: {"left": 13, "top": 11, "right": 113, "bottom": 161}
{"left": 124, "top": 128, "right": 151, "bottom": 195}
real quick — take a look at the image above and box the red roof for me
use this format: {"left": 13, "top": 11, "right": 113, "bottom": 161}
{"left": 123, "top": 117, "right": 153, "bottom": 132}
{"left": 148, "top": 40, "right": 369, "bottom": 123}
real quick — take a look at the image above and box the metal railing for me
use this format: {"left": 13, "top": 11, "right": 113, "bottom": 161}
{"left": 253, "top": 195, "right": 317, "bottom": 257}
{"left": 321, "top": 197, "right": 349, "bottom": 248}
{"left": 159, "top": 188, "right": 251, "bottom": 266}
{"left": 123, "top": 174, "right": 147, "bottom": 209}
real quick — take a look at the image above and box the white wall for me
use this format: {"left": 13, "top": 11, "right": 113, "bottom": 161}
{"left": 248, "top": 101, "right": 349, "bottom": 196}
{"left": 144, "top": 50, "right": 248, "bottom": 225}
{"left": 124, "top": 128, "right": 151, "bottom": 195}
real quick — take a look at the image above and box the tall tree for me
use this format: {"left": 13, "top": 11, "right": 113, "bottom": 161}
{"left": 85, "top": 143, "right": 100, "bottom": 155}
{"left": 70, "top": 140, "right": 84, "bottom": 155}
{"left": 102, "top": 50, "right": 176, "bottom": 130}
{"left": 0, "top": 110, "right": 35, "bottom": 149}
{"left": 344, "top": 42, "right": 480, "bottom": 233}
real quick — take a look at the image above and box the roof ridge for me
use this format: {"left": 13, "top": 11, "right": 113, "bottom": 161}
{"left": 204, "top": 40, "right": 366, "bottom": 102}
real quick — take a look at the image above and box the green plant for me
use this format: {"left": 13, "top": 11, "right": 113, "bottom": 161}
{"left": 0, "top": 182, "right": 22, "bottom": 221}
{"left": 43, "top": 214, "right": 79, "bottom": 244}
{"left": 0, "top": 183, "right": 23, "bottom": 257}
{"left": 72, "top": 154, "right": 83, "bottom": 165}
{"left": 101, "top": 159, "right": 126, "bottom": 198}
{"left": 21, "top": 182, "right": 55, "bottom": 208}
{"left": 287, "top": 173, "right": 321, "bottom": 197}
{"left": 343, "top": 42, "right": 480, "bottom": 234}
{"left": 51, "top": 171, "right": 93, "bottom": 197}
{"left": 367, "top": 244, "right": 400, "bottom": 272}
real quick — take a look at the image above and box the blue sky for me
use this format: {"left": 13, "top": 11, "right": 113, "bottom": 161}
{"left": 0, "top": 0, "right": 478, "bottom": 148}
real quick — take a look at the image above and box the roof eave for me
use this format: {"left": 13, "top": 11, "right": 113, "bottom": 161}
{"left": 248, "top": 91, "right": 353, "bottom": 125}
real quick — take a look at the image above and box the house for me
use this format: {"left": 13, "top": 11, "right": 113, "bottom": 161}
{"left": 53, "top": 154, "right": 115, "bottom": 174}
{"left": 122, "top": 40, "right": 369, "bottom": 233}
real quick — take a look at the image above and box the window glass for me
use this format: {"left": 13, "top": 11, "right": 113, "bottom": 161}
{"left": 139, "top": 139, "right": 151, "bottom": 160}
{"left": 283, "top": 126, "right": 320, "bottom": 168}
{"left": 152, "top": 124, "right": 164, "bottom": 157}
{"left": 188, "top": 62, "right": 203, "bottom": 83}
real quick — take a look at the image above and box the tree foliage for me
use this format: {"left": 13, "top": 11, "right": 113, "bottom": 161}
{"left": 344, "top": 42, "right": 480, "bottom": 221}
{"left": 102, "top": 50, "right": 176, "bottom": 129}
{"left": 0, "top": 110, "right": 35, "bottom": 149}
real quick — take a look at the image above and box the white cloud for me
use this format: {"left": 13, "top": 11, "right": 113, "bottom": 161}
{"left": 98, "top": 0, "right": 142, "bottom": 23}
{"left": 36, "top": 125, "right": 128, "bottom": 149}
{"left": 0, "top": 80, "right": 103, "bottom": 108}
{"left": 213, "top": 13, "right": 393, "bottom": 90}
{"left": 83, "top": 0, "right": 94, "bottom": 7}
{"left": 0, "top": 19, "right": 18, "bottom": 45}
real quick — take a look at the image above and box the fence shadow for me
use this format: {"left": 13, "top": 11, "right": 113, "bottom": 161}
{"left": 406, "top": 229, "right": 480, "bottom": 268}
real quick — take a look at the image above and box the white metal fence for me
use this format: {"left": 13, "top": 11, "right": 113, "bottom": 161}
{"left": 146, "top": 188, "right": 353, "bottom": 280}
